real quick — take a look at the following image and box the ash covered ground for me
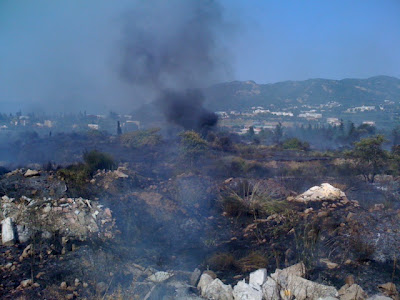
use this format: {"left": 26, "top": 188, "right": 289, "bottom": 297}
{"left": 1, "top": 129, "right": 400, "bottom": 299}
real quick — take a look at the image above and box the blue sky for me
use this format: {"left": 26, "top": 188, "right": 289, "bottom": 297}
{"left": 221, "top": 0, "right": 400, "bottom": 82}
{"left": 0, "top": 0, "right": 399, "bottom": 112}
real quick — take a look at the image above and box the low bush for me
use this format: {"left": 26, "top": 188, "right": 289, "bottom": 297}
{"left": 83, "top": 150, "right": 115, "bottom": 174}
{"left": 206, "top": 252, "right": 237, "bottom": 272}
{"left": 282, "top": 138, "right": 310, "bottom": 151}
{"left": 120, "top": 128, "right": 162, "bottom": 148}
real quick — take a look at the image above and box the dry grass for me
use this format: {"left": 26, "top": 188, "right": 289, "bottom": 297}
{"left": 206, "top": 253, "right": 237, "bottom": 272}
{"left": 237, "top": 251, "right": 268, "bottom": 272}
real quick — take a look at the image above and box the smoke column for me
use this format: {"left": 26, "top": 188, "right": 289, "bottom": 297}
{"left": 119, "top": 0, "right": 229, "bottom": 131}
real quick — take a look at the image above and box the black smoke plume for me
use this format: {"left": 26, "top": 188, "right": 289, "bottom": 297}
{"left": 120, "top": 0, "right": 228, "bottom": 131}
{"left": 157, "top": 89, "right": 218, "bottom": 131}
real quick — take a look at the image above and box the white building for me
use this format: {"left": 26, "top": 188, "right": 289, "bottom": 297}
{"left": 88, "top": 124, "right": 99, "bottom": 130}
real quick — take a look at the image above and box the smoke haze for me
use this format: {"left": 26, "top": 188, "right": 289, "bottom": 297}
{"left": 0, "top": 0, "right": 231, "bottom": 115}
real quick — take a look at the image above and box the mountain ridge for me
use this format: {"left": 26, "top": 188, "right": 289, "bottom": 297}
{"left": 205, "top": 75, "right": 400, "bottom": 111}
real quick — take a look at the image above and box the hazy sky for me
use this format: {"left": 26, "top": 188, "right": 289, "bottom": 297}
{"left": 1, "top": 0, "right": 400, "bottom": 113}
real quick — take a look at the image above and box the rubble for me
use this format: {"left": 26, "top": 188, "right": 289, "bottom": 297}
{"left": 0, "top": 195, "right": 116, "bottom": 244}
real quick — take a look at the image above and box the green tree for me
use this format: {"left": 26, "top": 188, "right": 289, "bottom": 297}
{"left": 392, "top": 125, "right": 400, "bottom": 146}
{"left": 247, "top": 126, "right": 255, "bottom": 137}
{"left": 350, "top": 135, "right": 388, "bottom": 183}
{"left": 282, "top": 138, "right": 310, "bottom": 151}
{"left": 273, "top": 122, "right": 284, "bottom": 144}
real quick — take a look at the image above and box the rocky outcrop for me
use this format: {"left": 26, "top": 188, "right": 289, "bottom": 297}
{"left": 198, "top": 273, "right": 233, "bottom": 300}
{"left": 0, "top": 195, "right": 116, "bottom": 243}
{"left": 197, "top": 263, "right": 341, "bottom": 300}
{"left": 233, "top": 279, "right": 262, "bottom": 300}
{"left": 261, "top": 263, "right": 338, "bottom": 300}
{"left": 291, "top": 183, "right": 348, "bottom": 203}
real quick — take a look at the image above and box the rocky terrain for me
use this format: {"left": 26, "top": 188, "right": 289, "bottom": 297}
{"left": 0, "top": 128, "right": 399, "bottom": 299}
{"left": 0, "top": 162, "right": 399, "bottom": 299}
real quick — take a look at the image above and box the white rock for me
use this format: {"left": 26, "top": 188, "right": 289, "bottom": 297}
{"left": 272, "top": 262, "right": 306, "bottom": 278}
{"left": 1, "top": 217, "right": 15, "bottom": 245}
{"left": 203, "top": 278, "right": 233, "bottom": 300}
{"left": 148, "top": 271, "right": 173, "bottom": 283}
{"left": 20, "top": 279, "right": 32, "bottom": 288}
{"left": 114, "top": 170, "right": 129, "bottom": 178}
{"left": 249, "top": 268, "right": 267, "bottom": 288}
{"left": 43, "top": 206, "right": 52, "bottom": 213}
{"left": 233, "top": 280, "right": 262, "bottom": 300}
{"left": 292, "top": 183, "right": 347, "bottom": 203}
{"left": 198, "top": 273, "right": 214, "bottom": 296}
{"left": 24, "top": 169, "right": 40, "bottom": 177}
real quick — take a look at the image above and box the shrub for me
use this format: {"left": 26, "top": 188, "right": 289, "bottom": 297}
{"left": 220, "top": 181, "right": 289, "bottom": 217}
{"left": 120, "top": 128, "right": 162, "bottom": 148}
{"left": 206, "top": 253, "right": 237, "bottom": 271}
{"left": 57, "top": 163, "right": 91, "bottom": 195}
{"left": 83, "top": 150, "right": 115, "bottom": 174}
{"left": 179, "top": 130, "right": 208, "bottom": 162}
{"left": 282, "top": 138, "right": 310, "bottom": 151}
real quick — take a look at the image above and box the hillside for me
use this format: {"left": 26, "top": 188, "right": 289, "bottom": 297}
{"left": 205, "top": 75, "right": 400, "bottom": 110}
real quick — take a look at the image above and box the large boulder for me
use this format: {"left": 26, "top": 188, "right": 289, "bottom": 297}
{"left": 291, "top": 183, "right": 348, "bottom": 203}
{"left": 198, "top": 273, "right": 214, "bottom": 296}
{"left": 24, "top": 169, "right": 40, "bottom": 177}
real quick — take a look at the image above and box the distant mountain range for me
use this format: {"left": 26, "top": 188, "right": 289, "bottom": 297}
{"left": 205, "top": 75, "right": 400, "bottom": 111}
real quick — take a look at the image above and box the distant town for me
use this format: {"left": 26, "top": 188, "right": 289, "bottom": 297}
{"left": 0, "top": 97, "right": 399, "bottom": 137}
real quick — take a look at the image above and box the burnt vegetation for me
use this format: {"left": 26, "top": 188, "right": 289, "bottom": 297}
{"left": 1, "top": 121, "right": 400, "bottom": 298}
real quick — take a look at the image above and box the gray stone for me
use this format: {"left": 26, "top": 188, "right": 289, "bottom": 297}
{"left": 198, "top": 273, "right": 214, "bottom": 296}
{"left": 249, "top": 268, "right": 267, "bottom": 288}
{"left": 190, "top": 268, "right": 202, "bottom": 286}
{"left": 16, "top": 224, "right": 31, "bottom": 243}
{"left": 262, "top": 277, "right": 280, "bottom": 300}
{"left": 203, "top": 278, "right": 233, "bottom": 300}
{"left": 338, "top": 284, "right": 367, "bottom": 300}
{"left": 233, "top": 279, "right": 262, "bottom": 300}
